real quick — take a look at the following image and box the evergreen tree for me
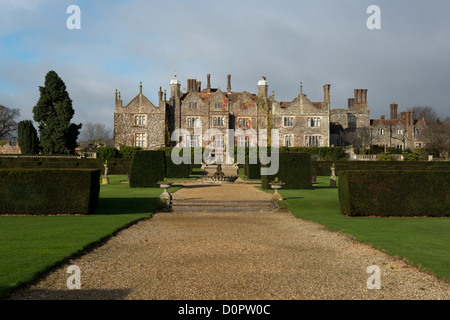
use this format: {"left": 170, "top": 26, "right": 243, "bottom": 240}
{"left": 17, "top": 120, "right": 39, "bottom": 154}
{"left": 33, "top": 71, "right": 82, "bottom": 154}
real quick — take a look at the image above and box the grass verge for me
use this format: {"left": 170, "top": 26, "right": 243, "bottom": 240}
{"left": 0, "top": 175, "right": 180, "bottom": 299}
{"left": 261, "top": 176, "right": 450, "bottom": 281}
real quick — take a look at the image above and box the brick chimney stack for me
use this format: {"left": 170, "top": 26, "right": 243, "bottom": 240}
{"left": 390, "top": 103, "right": 398, "bottom": 120}
{"left": 158, "top": 87, "right": 163, "bottom": 101}
{"left": 323, "top": 84, "right": 331, "bottom": 103}
{"left": 207, "top": 74, "right": 211, "bottom": 92}
{"left": 227, "top": 74, "right": 231, "bottom": 93}
{"left": 405, "top": 111, "right": 415, "bottom": 132}
{"left": 353, "top": 89, "right": 368, "bottom": 109}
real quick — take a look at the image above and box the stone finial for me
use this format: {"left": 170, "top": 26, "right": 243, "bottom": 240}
{"left": 115, "top": 89, "right": 118, "bottom": 101}
{"left": 300, "top": 82, "right": 303, "bottom": 95}
{"left": 139, "top": 82, "right": 143, "bottom": 94}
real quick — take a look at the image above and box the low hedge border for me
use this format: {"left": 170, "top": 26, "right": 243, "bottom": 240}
{"left": 338, "top": 170, "right": 450, "bottom": 217}
{"left": 0, "top": 169, "right": 101, "bottom": 215}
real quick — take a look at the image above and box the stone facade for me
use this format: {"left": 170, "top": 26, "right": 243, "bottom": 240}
{"left": 114, "top": 75, "right": 331, "bottom": 150}
{"left": 114, "top": 74, "right": 427, "bottom": 151}
{"left": 330, "top": 90, "right": 428, "bottom": 150}
{"left": 114, "top": 83, "right": 166, "bottom": 150}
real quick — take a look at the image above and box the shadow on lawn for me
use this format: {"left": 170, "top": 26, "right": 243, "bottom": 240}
{"left": 96, "top": 197, "right": 160, "bottom": 215}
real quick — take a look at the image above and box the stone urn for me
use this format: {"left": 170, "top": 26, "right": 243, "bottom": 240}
{"left": 269, "top": 179, "right": 285, "bottom": 201}
{"left": 158, "top": 179, "right": 173, "bottom": 209}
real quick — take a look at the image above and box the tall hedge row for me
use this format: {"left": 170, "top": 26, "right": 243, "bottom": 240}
{"left": 164, "top": 148, "right": 191, "bottom": 178}
{"left": 129, "top": 151, "right": 166, "bottom": 188}
{"left": 129, "top": 150, "right": 190, "bottom": 187}
{"left": 261, "top": 152, "right": 312, "bottom": 189}
{"left": 338, "top": 170, "right": 450, "bottom": 217}
{"left": 245, "top": 156, "right": 261, "bottom": 179}
{"left": 0, "top": 169, "right": 100, "bottom": 215}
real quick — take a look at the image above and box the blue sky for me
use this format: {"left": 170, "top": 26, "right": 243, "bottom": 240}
{"left": 1, "top": 0, "right": 449, "bottom": 134}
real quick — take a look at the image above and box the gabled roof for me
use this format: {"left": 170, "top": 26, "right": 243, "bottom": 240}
{"left": 124, "top": 93, "right": 157, "bottom": 108}
{"left": 371, "top": 119, "right": 405, "bottom": 126}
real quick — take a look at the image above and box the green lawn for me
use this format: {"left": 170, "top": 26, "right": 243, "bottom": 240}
{"left": 263, "top": 176, "right": 450, "bottom": 281}
{"left": 0, "top": 175, "right": 180, "bottom": 299}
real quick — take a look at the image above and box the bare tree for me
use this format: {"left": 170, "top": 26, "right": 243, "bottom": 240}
{"left": 342, "top": 127, "right": 371, "bottom": 152}
{"left": 426, "top": 117, "right": 450, "bottom": 159}
{"left": 80, "top": 122, "right": 111, "bottom": 147}
{"left": 409, "top": 106, "right": 439, "bottom": 124}
{"left": 0, "top": 105, "right": 20, "bottom": 141}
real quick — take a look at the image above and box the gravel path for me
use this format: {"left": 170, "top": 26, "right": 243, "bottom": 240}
{"left": 9, "top": 182, "right": 450, "bottom": 300}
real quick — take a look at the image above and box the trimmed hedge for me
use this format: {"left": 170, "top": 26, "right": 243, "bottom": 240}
{"left": 312, "top": 160, "right": 450, "bottom": 177}
{"left": 164, "top": 148, "right": 191, "bottom": 178}
{"left": 0, "top": 169, "right": 100, "bottom": 215}
{"left": 245, "top": 156, "right": 261, "bottom": 179}
{"left": 0, "top": 158, "right": 131, "bottom": 174}
{"left": 338, "top": 170, "right": 450, "bottom": 217}
{"left": 129, "top": 151, "right": 166, "bottom": 188}
{"left": 261, "top": 152, "right": 312, "bottom": 189}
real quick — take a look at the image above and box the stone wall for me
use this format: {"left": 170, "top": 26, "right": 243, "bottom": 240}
{"left": 0, "top": 141, "right": 21, "bottom": 154}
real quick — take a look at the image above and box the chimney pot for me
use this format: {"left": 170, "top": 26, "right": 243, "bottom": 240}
{"left": 381, "top": 115, "right": 385, "bottom": 120}
{"left": 207, "top": 74, "right": 211, "bottom": 89}
{"left": 227, "top": 74, "right": 231, "bottom": 93}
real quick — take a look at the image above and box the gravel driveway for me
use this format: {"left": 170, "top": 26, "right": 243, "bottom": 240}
{"left": 9, "top": 182, "right": 450, "bottom": 300}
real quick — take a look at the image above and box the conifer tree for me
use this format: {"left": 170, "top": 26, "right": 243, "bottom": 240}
{"left": 17, "top": 120, "right": 39, "bottom": 154}
{"left": 33, "top": 71, "right": 82, "bottom": 154}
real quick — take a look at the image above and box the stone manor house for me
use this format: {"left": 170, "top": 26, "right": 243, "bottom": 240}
{"left": 114, "top": 74, "right": 428, "bottom": 151}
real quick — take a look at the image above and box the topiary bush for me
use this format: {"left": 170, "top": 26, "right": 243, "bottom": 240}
{"left": 338, "top": 170, "right": 450, "bottom": 217}
{"left": 164, "top": 148, "right": 191, "bottom": 178}
{"left": 129, "top": 150, "right": 166, "bottom": 188}
{"left": 0, "top": 169, "right": 100, "bottom": 215}
{"left": 261, "top": 152, "right": 312, "bottom": 189}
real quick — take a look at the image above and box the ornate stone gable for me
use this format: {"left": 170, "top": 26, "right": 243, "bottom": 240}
{"left": 209, "top": 89, "right": 229, "bottom": 113}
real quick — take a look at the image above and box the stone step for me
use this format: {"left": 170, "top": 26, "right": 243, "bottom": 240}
{"left": 171, "top": 199, "right": 274, "bottom": 213}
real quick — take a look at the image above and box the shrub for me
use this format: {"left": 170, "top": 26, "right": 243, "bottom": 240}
{"left": 0, "top": 169, "right": 100, "bottom": 215}
{"left": 97, "top": 146, "right": 120, "bottom": 159}
{"left": 338, "top": 170, "right": 450, "bottom": 217}
{"left": 119, "top": 144, "right": 141, "bottom": 159}
{"left": 261, "top": 152, "right": 312, "bottom": 189}
{"left": 129, "top": 150, "right": 165, "bottom": 188}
